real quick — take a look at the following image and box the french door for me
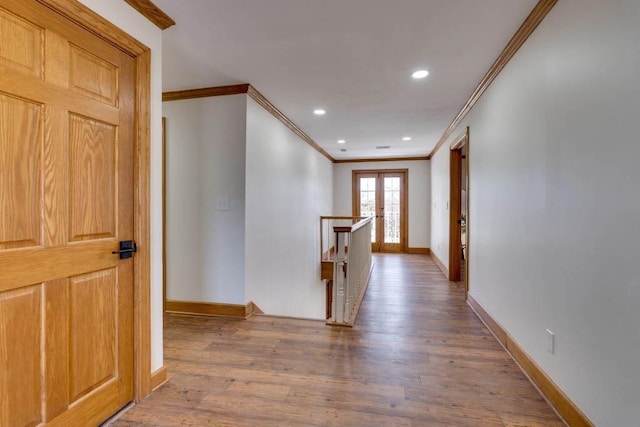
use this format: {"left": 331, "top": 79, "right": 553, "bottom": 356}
{"left": 353, "top": 170, "right": 407, "bottom": 253}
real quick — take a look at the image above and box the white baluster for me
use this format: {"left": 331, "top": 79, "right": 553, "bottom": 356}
{"left": 334, "top": 231, "right": 347, "bottom": 324}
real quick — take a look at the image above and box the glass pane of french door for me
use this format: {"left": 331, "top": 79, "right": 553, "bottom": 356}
{"left": 354, "top": 170, "right": 406, "bottom": 252}
{"left": 358, "top": 177, "right": 377, "bottom": 243}
{"left": 383, "top": 176, "right": 401, "bottom": 244}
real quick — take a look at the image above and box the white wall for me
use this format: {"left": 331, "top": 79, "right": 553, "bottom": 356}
{"left": 245, "top": 98, "right": 333, "bottom": 319}
{"left": 77, "top": 0, "right": 164, "bottom": 371}
{"left": 431, "top": 0, "right": 640, "bottom": 424}
{"left": 333, "top": 161, "right": 431, "bottom": 249}
{"left": 430, "top": 150, "right": 449, "bottom": 267}
{"left": 163, "top": 95, "right": 247, "bottom": 304}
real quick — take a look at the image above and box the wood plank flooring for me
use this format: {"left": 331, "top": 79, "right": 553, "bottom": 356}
{"left": 111, "top": 254, "right": 564, "bottom": 426}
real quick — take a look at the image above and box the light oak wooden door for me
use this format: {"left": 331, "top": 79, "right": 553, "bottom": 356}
{"left": 0, "top": 1, "right": 135, "bottom": 425}
{"left": 353, "top": 170, "right": 408, "bottom": 253}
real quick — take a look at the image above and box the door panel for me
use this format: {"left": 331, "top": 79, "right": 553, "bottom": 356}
{"left": 383, "top": 176, "right": 401, "bottom": 245}
{"left": 379, "top": 173, "right": 404, "bottom": 252}
{"left": 0, "top": 1, "right": 135, "bottom": 425}
{"left": 0, "top": 93, "right": 42, "bottom": 250}
{"left": 69, "top": 45, "right": 119, "bottom": 106}
{"left": 69, "top": 114, "right": 117, "bottom": 241}
{"left": 69, "top": 269, "right": 117, "bottom": 402}
{"left": 0, "top": 286, "right": 42, "bottom": 427}
{"left": 0, "top": 8, "right": 42, "bottom": 78}
{"left": 354, "top": 170, "right": 407, "bottom": 253}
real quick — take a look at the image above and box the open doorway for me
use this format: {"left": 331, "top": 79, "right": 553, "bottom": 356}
{"left": 449, "top": 128, "right": 470, "bottom": 298}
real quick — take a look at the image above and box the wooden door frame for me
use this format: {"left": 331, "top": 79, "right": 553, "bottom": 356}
{"left": 352, "top": 169, "right": 408, "bottom": 253}
{"left": 449, "top": 127, "right": 470, "bottom": 298}
{"left": 162, "top": 117, "right": 167, "bottom": 313}
{"left": 37, "top": 0, "right": 153, "bottom": 402}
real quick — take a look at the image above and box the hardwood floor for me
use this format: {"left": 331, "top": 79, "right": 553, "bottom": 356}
{"left": 111, "top": 254, "right": 564, "bottom": 426}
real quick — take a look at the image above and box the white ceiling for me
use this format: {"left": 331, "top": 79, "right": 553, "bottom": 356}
{"left": 155, "top": 0, "right": 537, "bottom": 160}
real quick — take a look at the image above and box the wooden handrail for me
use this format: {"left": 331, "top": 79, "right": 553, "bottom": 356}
{"left": 320, "top": 216, "right": 367, "bottom": 221}
{"left": 333, "top": 216, "right": 373, "bottom": 233}
{"left": 349, "top": 216, "right": 373, "bottom": 233}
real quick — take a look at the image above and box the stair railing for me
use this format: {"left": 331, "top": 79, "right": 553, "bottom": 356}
{"left": 320, "top": 216, "right": 373, "bottom": 326}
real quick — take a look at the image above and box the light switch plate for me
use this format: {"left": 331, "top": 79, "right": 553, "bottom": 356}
{"left": 216, "top": 197, "right": 230, "bottom": 211}
{"left": 546, "top": 329, "right": 555, "bottom": 353}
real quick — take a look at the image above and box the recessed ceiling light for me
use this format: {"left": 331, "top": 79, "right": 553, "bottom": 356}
{"left": 412, "top": 70, "right": 429, "bottom": 79}
{"left": 313, "top": 109, "right": 326, "bottom": 116}
{"left": 402, "top": 136, "right": 412, "bottom": 141}
{"left": 337, "top": 139, "right": 346, "bottom": 144}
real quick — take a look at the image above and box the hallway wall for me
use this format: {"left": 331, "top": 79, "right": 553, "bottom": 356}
{"left": 163, "top": 95, "right": 333, "bottom": 319}
{"left": 245, "top": 98, "right": 333, "bottom": 319}
{"left": 163, "top": 95, "right": 247, "bottom": 304}
{"left": 430, "top": 151, "right": 449, "bottom": 268}
{"left": 430, "top": 0, "right": 640, "bottom": 425}
{"left": 333, "top": 160, "right": 431, "bottom": 249}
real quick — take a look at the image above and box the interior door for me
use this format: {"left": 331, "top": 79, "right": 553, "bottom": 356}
{"left": 353, "top": 170, "right": 407, "bottom": 253}
{"left": 0, "top": 1, "right": 135, "bottom": 425}
{"left": 449, "top": 128, "right": 470, "bottom": 298}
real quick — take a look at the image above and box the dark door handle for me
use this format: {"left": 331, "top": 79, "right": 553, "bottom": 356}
{"left": 112, "top": 240, "right": 137, "bottom": 259}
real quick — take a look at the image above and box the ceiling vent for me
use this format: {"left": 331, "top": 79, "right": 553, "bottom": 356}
{"left": 340, "top": 149, "right": 347, "bottom": 152}
{"left": 376, "top": 145, "right": 391, "bottom": 149}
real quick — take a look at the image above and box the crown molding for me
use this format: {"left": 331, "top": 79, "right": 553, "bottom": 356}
{"left": 334, "top": 156, "right": 429, "bottom": 164}
{"left": 124, "top": 0, "right": 175, "bottom": 30}
{"left": 161, "top": 84, "right": 334, "bottom": 162}
{"left": 428, "top": 0, "right": 557, "bottom": 159}
{"left": 162, "top": 84, "right": 250, "bottom": 102}
{"left": 246, "top": 85, "right": 334, "bottom": 162}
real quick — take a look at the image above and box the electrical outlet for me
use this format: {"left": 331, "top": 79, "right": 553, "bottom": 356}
{"left": 546, "top": 329, "right": 555, "bottom": 354}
